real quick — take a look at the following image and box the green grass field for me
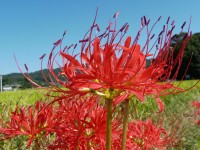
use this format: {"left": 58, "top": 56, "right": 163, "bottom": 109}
{"left": 0, "top": 89, "right": 44, "bottom": 105}
{"left": 0, "top": 80, "right": 200, "bottom": 149}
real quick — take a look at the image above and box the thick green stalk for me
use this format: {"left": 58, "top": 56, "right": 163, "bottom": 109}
{"left": 121, "top": 99, "right": 130, "bottom": 150}
{"left": 106, "top": 98, "right": 113, "bottom": 150}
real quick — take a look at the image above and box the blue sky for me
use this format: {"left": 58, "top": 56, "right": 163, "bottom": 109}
{"left": 0, "top": 0, "right": 200, "bottom": 75}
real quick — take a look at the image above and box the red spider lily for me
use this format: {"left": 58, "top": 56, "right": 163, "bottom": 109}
{"left": 125, "top": 120, "right": 174, "bottom": 149}
{"left": 49, "top": 96, "right": 121, "bottom": 150}
{"left": 0, "top": 101, "right": 55, "bottom": 147}
{"left": 33, "top": 14, "right": 193, "bottom": 113}
{"left": 7, "top": 10, "right": 200, "bottom": 150}
{"left": 14, "top": 11, "right": 195, "bottom": 113}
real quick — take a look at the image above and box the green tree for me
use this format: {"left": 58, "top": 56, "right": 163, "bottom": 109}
{"left": 21, "top": 78, "right": 32, "bottom": 89}
{"left": 2, "top": 77, "right": 9, "bottom": 86}
{"left": 171, "top": 32, "right": 200, "bottom": 79}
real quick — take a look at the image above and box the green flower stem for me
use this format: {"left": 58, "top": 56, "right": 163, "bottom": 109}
{"left": 106, "top": 98, "right": 113, "bottom": 150}
{"left": 121, "top": 99, "right": 130, "bottom": 150}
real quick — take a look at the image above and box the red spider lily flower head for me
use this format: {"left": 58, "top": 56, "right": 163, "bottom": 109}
{"left": 0, "top": 101, "right": 55, "bottom": 147}
{"left": 126, "top": 120, "right": 174, "bottom": 149}
{"left": 18, "top": 11, "right": 195, "bottom": 112}
{"left": 49, "top": 15, "right": 192, "bottom": 112}
{"left": 49, "top": 96, "right": 121, "bottom": 149}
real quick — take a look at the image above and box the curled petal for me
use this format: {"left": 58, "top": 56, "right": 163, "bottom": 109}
{"left": 113, "top": 92, "right": 129, "bottom": 105}
{"left": 156, "top": 97, "right": 164, "bottom": 112}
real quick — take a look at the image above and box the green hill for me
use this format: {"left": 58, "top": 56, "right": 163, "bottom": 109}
{"left": 2, "top": 68, "right": 61, "bottom": 88}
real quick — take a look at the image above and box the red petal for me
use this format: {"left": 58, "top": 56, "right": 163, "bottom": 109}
{"left": 156, "top": 97, "right": 164, "bottom": 112}
{"left": 113, "top": 92, "right": 129, "bottom": 105}
{"left": 132, "top": 91, "right": 145, "bottom": 102}
{"left": 60, "top": 51, "right": 81, "bottom": 66}
{"left": 124, "top": 36, "right": 131, "bottom": 48}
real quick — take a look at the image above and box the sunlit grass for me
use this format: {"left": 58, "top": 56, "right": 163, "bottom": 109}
{"left": 0, "top": 89, "right": 46, "bottom": 106}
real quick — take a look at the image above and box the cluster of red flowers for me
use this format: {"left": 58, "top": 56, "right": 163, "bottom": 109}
{"left": 49, "top": 96, "right": 122, "bottom": 149}
{"left": 0, "top": 11, "right": 193, "bottom": 149}
{"left": 0, "top": 99, "right": 176, "bottom": 149}
{"left": 0, "top": 101, "right": 55, "bottom": 147}
{"left": 126, "top": 120, "right": 170, "bottom": 149}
